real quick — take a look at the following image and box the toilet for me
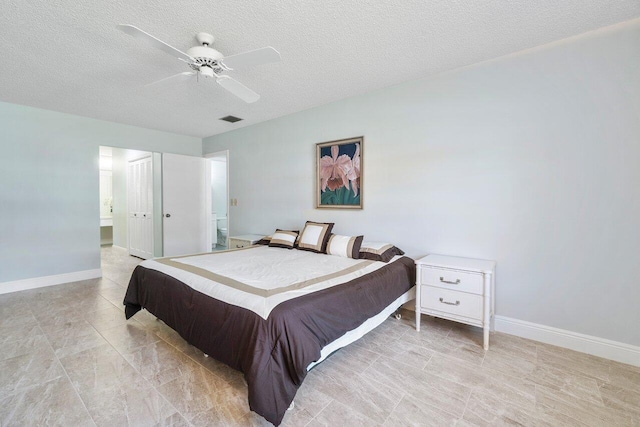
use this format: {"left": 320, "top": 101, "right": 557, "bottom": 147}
{"left": 211, "top": 213, "right": 218, "bottom": 249}
{"left": 217, "top": 217, "right": 228, "bottom": 246}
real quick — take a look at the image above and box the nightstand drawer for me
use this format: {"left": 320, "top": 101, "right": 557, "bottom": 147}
{"left": 229, "top": 238, "right": 250, "bottom": 248}
{"left": 228, "top": 234, "right": 264, "bottom": 249}
{"left": 420, "top": 267, "right": 483, "bottom": 295}
{"left": 420, "top": 286, "right": 483, "bottom": 320}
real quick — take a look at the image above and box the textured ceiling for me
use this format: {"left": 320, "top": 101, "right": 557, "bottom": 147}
{"left": 1, "top": 1, "right": 639, "bottom": 138}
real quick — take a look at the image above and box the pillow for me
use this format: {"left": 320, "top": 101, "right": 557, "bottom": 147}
{"left": 359, "top": 242, "right": 405, "bottom": 262}
{"left": 255, "top": 235, "right": 271, "bottom": 245}
{"left": 296, "top": 221, "right": 334, "bottom": 253}
{"left": 327, "top": 234, "right": 363, "bottom": 259}
{"left": 268, "top": 230, "right": 299, "bottom": 249}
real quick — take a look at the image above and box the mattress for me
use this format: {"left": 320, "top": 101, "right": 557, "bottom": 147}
{"left": 124, "top": 245, "right": 415, "bottom": 425}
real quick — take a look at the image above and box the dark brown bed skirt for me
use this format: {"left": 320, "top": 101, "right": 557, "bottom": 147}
{"left": 124, "top": 256, "right": 415, "bottom": 425}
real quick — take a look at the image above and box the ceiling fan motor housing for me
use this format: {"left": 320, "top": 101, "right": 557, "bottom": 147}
{"left": 187, "top": 45, "right": 225, "bottom": 74}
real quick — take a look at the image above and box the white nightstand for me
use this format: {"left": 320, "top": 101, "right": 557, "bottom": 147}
{"left": 228, "top": 234, "right": 265, "bottom": 249}
{"left": 415, "top": 254, "right": 496, "bottom": 350}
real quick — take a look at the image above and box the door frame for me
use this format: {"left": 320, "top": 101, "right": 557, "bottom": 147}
{"left": 204, "top": 150, "right": 230, "bottom": 251}
{"left": 97, "top": 146, "right": 155, "bottom": 257}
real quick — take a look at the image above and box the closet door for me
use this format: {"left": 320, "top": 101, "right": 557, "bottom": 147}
{"left": 127, "top": 156, "right": 153, "bottom": 259}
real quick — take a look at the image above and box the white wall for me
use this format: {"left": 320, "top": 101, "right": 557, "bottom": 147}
{"left": 0, "top": 102, "right": 201, "bottom": 284}
{"left": 203, "top": 20, "right": 640, "bottom": 347}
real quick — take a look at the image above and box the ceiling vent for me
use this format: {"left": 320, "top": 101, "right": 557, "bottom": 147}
{"left": 219, "top": 115, "right": 243, "bottom": 123}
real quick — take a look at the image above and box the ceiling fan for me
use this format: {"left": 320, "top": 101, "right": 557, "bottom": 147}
{"left": 118, "top": 25, "right": 281, "bottom": 103}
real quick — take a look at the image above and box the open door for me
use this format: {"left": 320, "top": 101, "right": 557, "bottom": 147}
{"left": 162, "top": 153, "right": 208, "bottom": 257}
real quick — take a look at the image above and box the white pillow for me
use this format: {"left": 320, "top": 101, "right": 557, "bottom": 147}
{"left": 268, "top": 230, "right": 299, "bottom": 249}
{"left": 297, "top": 221, "right": 334, "bottom": 253}
{"left": 327, "top": 235, "right": 363, "bottom": 259}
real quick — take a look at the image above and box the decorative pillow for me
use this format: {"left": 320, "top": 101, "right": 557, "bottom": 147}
{"left": 327, "top": 234, "right": 364, "bottom": 259}
{"left": 359, "top": 242, "right": 405, "bottom": 262}
{"left": 296, "top": 221, "right": 334, "bottom": 253}
{"left": 268, "top": 230, "right": 299, "bottom": 249}
{"left": 254, "top": 235, "right": 271, "bottom": 245}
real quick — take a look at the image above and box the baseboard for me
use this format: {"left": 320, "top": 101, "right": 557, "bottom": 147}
{"left": 494, "top": 315, "right": 640, "bottom": 367}
{"left": 0, "top": 269, "right": 103, "bottom": 295}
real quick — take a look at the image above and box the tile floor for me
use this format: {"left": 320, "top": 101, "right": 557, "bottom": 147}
{"left": 0, "top": 246, "right": 638, "bottom": 426}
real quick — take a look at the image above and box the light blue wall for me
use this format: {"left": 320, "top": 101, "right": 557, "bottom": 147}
{"left": 0, "top": 102, "right": 201, "bottom": 283}
{"left": 204, "top": 21, "right": 640, "bottom": 346}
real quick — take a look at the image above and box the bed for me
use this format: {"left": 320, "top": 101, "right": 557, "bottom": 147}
{"left": 124, "top": 244, "right": 415, "bottom": 425}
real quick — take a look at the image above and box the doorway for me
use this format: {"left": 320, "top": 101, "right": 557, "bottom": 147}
{"left": 99, "top": 147, "right": 217, "bottom": 274}
{"left": 205, "top": 151, "right": 229, "bottom": 251}
{"left": 98, "top": 146, "right": 155, "bottom": 281}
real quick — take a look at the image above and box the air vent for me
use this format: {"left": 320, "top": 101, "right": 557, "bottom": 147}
{"left": 219, "top": 115, "right": 243, "bottom": 123}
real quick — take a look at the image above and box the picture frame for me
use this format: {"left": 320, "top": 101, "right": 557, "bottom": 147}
{"left": 316, "top": 136, "right": 363, "bottom": 209}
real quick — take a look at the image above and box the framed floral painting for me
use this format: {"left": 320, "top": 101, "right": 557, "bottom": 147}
{"left": 316, "top": 136, "right": 363, "bottom": 209}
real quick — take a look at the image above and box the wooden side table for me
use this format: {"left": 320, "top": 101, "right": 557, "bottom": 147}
{"left": 415, "top": 254, "right": 496, "bottom": 350}
{"left": 228, "top": 234, "right": 265, "bottom": 249}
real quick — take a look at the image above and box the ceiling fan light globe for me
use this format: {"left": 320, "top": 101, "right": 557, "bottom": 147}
{"left": 200, "top": 66, "right": 214, "bottom": 78}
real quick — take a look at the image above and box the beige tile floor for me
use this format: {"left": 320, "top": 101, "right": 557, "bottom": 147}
{"left": 0, "top": 246, "right": 638, "bottom": 426}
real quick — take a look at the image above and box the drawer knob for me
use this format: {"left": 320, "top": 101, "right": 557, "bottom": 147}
{"left": 440, "top": 277, "right": 461, "bottom": 285}
{"left": 439, "top": 297, "right": 460, "bottom": 306}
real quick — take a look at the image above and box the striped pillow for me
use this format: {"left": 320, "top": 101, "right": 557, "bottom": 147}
{"left": 359, "top": 242, "right": 405, "bottom": 262}
{"left": 297, "top": 221, "right": 334, "bottom": 253}
{"left": 254, "top": 235, "right": 272, "bottom": 245}
{"left": 327, "top": 234, "right": 363, "bottom": 259}
{"left": 268, "top": 230, "right": 299, "bottom": 249}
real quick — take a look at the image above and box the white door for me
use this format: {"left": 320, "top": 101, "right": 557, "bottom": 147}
{"left": 162, "top": 153, "right": 208, "bottom": 257}
{"left": 127, "top": 156, "right": 153, "bottom": 259}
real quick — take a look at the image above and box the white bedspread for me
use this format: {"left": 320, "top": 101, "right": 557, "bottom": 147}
{"left": 140, "top": 246, "right": 400, "bottom": 319}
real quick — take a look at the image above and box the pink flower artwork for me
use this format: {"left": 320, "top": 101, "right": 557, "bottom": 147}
{"left": 316, "top": 137, "right": 363, "bottom": 209}
{"left": 346, "top": 143, "right": 360, "bottom": 197}
{"left": 319, "top": 145, "right": 351, "bottom": 192}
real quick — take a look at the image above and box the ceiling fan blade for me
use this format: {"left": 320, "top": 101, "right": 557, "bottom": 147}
{"left": 219, "top": 47, "right": 281, "bottom": 70}
{"left": 145, "top": 71, "right": 196, "bottom": 87}
{"left": 118, "top": 24, "right": 194, "bottom": 63}
{"left": 216, "top": 75, "right": 260, "bottom": 103}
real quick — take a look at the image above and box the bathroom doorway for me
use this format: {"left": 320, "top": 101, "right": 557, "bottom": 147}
{"left": 205, "top": 151, "right": 229, "bottom": 251}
